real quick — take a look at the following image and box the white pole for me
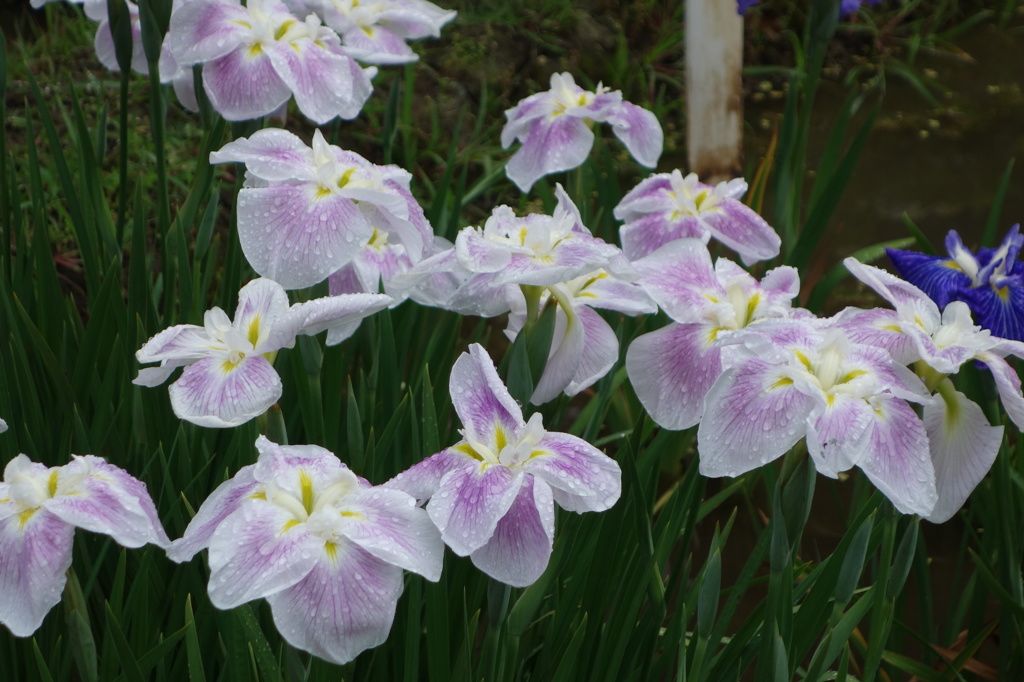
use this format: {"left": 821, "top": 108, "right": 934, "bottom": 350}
{"left": 685, "top": 0, "right": 744, "bottom": 183}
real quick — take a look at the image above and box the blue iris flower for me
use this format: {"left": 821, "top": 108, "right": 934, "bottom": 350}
{"left": 886, "top": 225, "right": 1024, "bottom": 342}
{"left": 738, "top": 0, "right": 881, "bottom": 15}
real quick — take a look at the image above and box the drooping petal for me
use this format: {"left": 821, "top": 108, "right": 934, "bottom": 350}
{"left": 565, "top": 305, "right": 620, "bottom": 396}
{"left": 168, "top": 355, "right": 282, "bottom": 428}
{"left": 136, "top": 324, "right": 217, "bottom": 364}
{"left": 44, "top": 456, "right": 170, "bottom": 549}
{"left": 698, "top": 362, "right": 816, "bottom": 477}
{"left": 341, "top": 24, "right": 418, "bottom": 64}
{"left": 166, "top": 465, "right": 259, "bottom": 563}
{"left": 699, "top": 201, "right": 781, "bottom": 266}
{"left": 295, "top": 293, "right": 393, "bottom": 339}
{"left": 455, "top": 228, "right": 515, "bottom": 274}
{"left": 426, "top": 463, "right": 524, "bottom": 556}
{"left": 505, "top": 115, "right": 595, "bottom": 193}
{"left": 805, "top": 394, "right": 874, "bottom": 477}
{"left": 263, "top": 40, "right": 375, "bottom": 123}
{"left": 632, "top": 239, "right": 721, "bottom": 322}
{"left": 627, "top": 322, "right": 723, "bottom": 431}
{"left": 857, "top": 395, "right": 936, "bottom": 517}
{"left": 384, "top": 449, "right": 475, "bottom": 504}
{"left": 530, "top": 301, "right": 585, "bottom": 405}
{"left": 923, "top": 383, "right": 1003, "bottom": 523}
{"left": 525, "top": 432, "right": 621, "bottom": 513}
{"left": 209, "top": 128, "right": 316, "bottom": 182}
{"left": 200, "top": 46, "right": 293, "bottom": 121}
{"left": 834, "top": 307, "right": 918, "bottom": 365}
{"left": 266, "top": 541, "right": 403, "bottom": 665}
{"left": 976, "top": 351, "right": 1024, "bottom": 430}
{"left": 205, "top": 500, "right": 323, "bottom": 609}
{"left": 605, "top": 101, "right": 663, "bottom": 168}
{"left": 620, "top": 211, "right": 706, "bottom": 261}
{"left": 469, "top": 477, "right": 554, "bottom": 588}
{"left": 235, "top": 184, "right": 373, "bottom": 289}
{"left": 450, "top": 343, "right": 525, "bottom": 446}
{"left": 165, "top": 0, "right": 251, "bottom": 66}
{"left": 0, "top": 509, "right": 75, "bottom": 637}
{"left": 334, "top": 487, "right": 443, "bottom": 581}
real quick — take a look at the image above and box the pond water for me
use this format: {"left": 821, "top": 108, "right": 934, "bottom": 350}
{"left": 747, "top": 20, "right": 1024, "bottom": 273}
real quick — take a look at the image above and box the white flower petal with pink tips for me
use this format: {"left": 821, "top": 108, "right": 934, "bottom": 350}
{"left": 0, "top": 454, "right": 168, "bottom": 637}
{"left": 385, "top": 343, "right": 621, "bottom": 586}
{"left": 173, "top": 436, "right": 442, "bottom": 664}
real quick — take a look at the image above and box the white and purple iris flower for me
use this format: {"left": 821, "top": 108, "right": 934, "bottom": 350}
{"left": 886, "top": 226, "right": 1024, "bottom": 342}
{"left": 0, "top": 454, "right": 169, "bottom": 637}
{"left": 167, "top": 436, "right": 442, "bottom": 664}
{"left": 297, "top": 0, "right": 457, "bottom": 64}
{"left": 165, "top": 0, "right": 376, "bottom": 122}
{"left": 211, "top": 128, "right": 431, "bottom": 289}
{"left": 614, "top": 170, "right": 781, "bottom": 264}
{"left": 501, "top": 73, "right": 663, "bottom": 193}
{"left": 842, "top": 258, "right": 1024, "bottom": 522}
{"left": 626, "top": 239, "right": 802, "bottom": 430}
{"left": 134, "top": 278, "right": 391, "bottom": 427}
{"left": 697, "top": 319, "right": 937, "bottom": 517}
{"left": 506, "top": 270, "right": 656, "bottom": 404}
{"left": 386, "top": 344, "right": 621, "bottom": 587}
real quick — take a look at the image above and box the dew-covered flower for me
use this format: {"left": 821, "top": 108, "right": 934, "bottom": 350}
{"left": 0, "top": 454, "right": 169, "bottom": 637}
{"left": 505, "top": 270, "right": 656, "bottom": 404}
{"left": 841, "top": 258, "right": 1024, "bottom": 522}
{"left": 386, "top": 344, "right": 621, "bottom": 587}
{"left": 454, "top": 184, "right": 621, "bottom": 288}
{"left": 697, "top": 320, "right": 937, "bottom": 517}
{"left": 134, "top": 278, "right": 391, "bottom": 427}
{"left": 501, "top": 73, "right": 663, "bottom": 193}
{"left": 614, "top": 170, "right": 780, "bottom": 264}
{"left": 167, "top": 436, "right": 442, "bottom": 664}
{"left": 297, "top": 0, "right": 456, "bottom": 64}
{"left": 211, "top": 128, "right": 430, "bottom": 289}
{"left": 626, "top": 239, "right": 801, "bottom": 430}
{"left": 886, "top": 226, "right": 1024, "bottom": 342}
{"left": 165, "top": 0, "right": 376, "bottom": 122}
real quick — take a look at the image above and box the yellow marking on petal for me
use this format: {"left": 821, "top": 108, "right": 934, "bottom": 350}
{"left": 337, "top": 168, "right": 356, "bottom": 189}
{"left": 248, "top": 315, "right": 261, "bottom": 347}
{"left": 274, "top": 20, "right": 296, "bottom": 40}
{"left": 314, "top": 185, "right": 333, "bottom": 200}
{"left": 494, "top": 426, "right": 508, "bottom": 452}
{"left": 769, "top": 377, "right": 793, "bottom": 390}
{"left": 17, "top": 508, "right": 36, "bottom": 529}
{"left": 231, "top": 20, "right": 253, "bottom": 28}
{"left": 527, "top": 449, "right": 548, "bottom": 460}
{"left": 693, "top": 189, "right": 710, "bottom": 211}
{"left": 942, "top": 260, "right": 962, "bottom": 271}
{"left": 362, "top": 26, "right": 374, "bottom": 36}
{"left": 248, "top": 43, "right": 263, "bottom": 58}
{"left": 793, "top": 350, "right": 813, "bottom": 372}
{"left": 248, "top": 491, "right": 267, "bottom": 500}
{"left": 881, "top": 324, "right": 902, "bottom": 332}
{"left": 325, "top": 541, "right": 339, "bottom": 562}
{"left": 0, "top": 498, "right": 9, "bottom": 504}
{"left": 913, "top": 315, "right": 924, "bottom": 327}
{"left": 706, "top": 327, "right": 722, "bottom": 344}
{"left": 744, "top": 292, "right": 760, "bottom": 327}
{"left": 47, "top": 470, "right": 59, "bottom": 498}
{"left": 299, "top": 470, "right": 314, "bottom": 515}
{"left": 997, "top": 285, "right": 1010, "bottom": 301}
{"left": 837, "top": 369, "right": 867, "bottom": 385}
{"left": 454, "top": 442, "right": 482, "bottom": 460}
{"left": 826, "top": 394, "right": 835, "bottom": 407}
{"left": 340, "top": 511, "right": 365, "bottom": 520}
{"left": 282, "top": 519, "right": 300, "bottom": 532}
{"left": 703, "top": 294, "right": 719, "bottom": 304}
{"left": 518, "top": 227, "right": 529, "bottom": 245}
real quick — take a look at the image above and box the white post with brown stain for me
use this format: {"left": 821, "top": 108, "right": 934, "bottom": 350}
{"left": 685, "top": 0, "right": 744, "bottom": 183}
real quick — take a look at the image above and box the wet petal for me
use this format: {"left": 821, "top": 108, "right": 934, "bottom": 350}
{"left": 565, "top": 305, "right": 620, "bottom": 396}
{"left": 885, "top": 248, "right": 971, "bottom": 309}
{"left": 627, "top": 322, "right": 723, "bottom": 431}
{"left": 166, "top": 0, "right": 250, "bottom": 66}
{"left": 0, "top": 509, "right": 74, "bottom": 637}
{"left": 700, "top": 201, "right": 781, "bottom": 266}
{"left": 923, "top": 384, "right": 1003, "bottom": 523}
{"left": 605, "top": 101, "right": 663, "bottom": 168}
{"left": 384, "top": 449, "right": 475, "bottom": 504}
{"left": 857, "top": 396, "right": 936, "bottom": 517}
{"left": 469, "top": 477, "right": 554, "bottom": 587}
{"left": 505, "top": 115, "right": 594, "bottom": 193}
{"left": 201, "top": 47, "right": 292, "bottom": 121}
{"left": 266, "top": 542, "right": 403, "bottom": 665}
{"left": 210, "top": 128, "right": 316, "bottom": 182}
{"left": 526, "top": 432, "right": 621, "bottom": 512}
{"left": 530, "top": 302, "right": 585, "bottom": 405}
{"left": 136, "top": 324, "right": 217, "bottom": 364}
{"left": 206, "top": 500, "right": 322, "bottom": 609}
{"left": 805, "top": 394, "right": 873, "bottom": 477}
{"left": 45, "top": 456, "right": 170, "bottom": 549}
{"left": 167, "top": 465, "right": 259, "bottom": 562}
{"left": 168, "top": 355, "right": 282, "bottom": 428}
{"left": 632, "top": 239, "right": 721, "bottom": 323}
{"left": 698, "top": 361, "right": 816, "bottom": 477}
{"left": 426, "top": 464, "right": 524, "bottom": 556}
{"left": 236, "top": 184, "right": 373, "bottom": 289}
{"left": 263, "top": 41, "right": 374, "bottom": 123}
{"left": 336, "top": 487, "right": 443, "bottom": 581}
{"left": 450, "top": 343, "right": 525, "bottom": 445}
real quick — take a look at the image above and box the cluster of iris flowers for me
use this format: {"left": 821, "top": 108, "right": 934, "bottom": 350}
{"left": 5, "top": 0, "right": 1024, "bottom": 668}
